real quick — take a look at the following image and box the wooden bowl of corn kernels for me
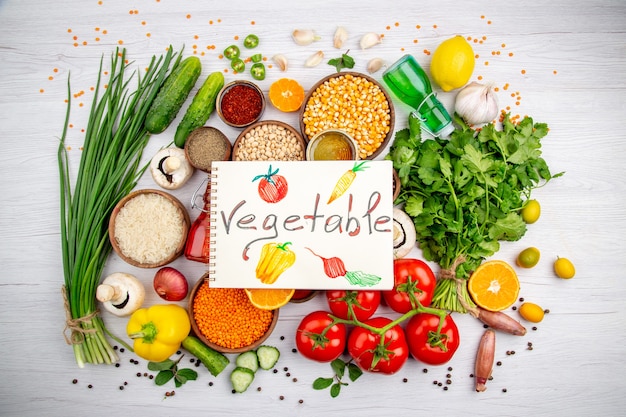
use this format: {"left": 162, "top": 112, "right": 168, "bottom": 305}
{"left": 188, "top": 274, "right": 279, "bottom": 354}
{"left": 299, "top": 72, "right": 395, "bottom": 160}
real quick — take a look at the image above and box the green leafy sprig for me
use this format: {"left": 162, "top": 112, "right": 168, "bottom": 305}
{"left": 328, "top": 50, "right": 355, "bottom": 72}
{"left": 313, "top": 358, "right": 363, "bottom": 398}
{"left": 148, "top": 355, "right": 198, "bottom": 388}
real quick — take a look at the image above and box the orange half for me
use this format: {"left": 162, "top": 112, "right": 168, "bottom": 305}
{"left": 268, "top": 78, "right": 305, "bottom": 112}
{"left": 244, "top": 288, "right": 295, "bottom": 310}
{"left": 467, "top": 260, "right": 520, "bottom": 311}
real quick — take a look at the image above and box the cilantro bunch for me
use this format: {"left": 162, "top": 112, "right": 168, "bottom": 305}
{"left": 387, "top": 113, "right": 562, "bottom": 312}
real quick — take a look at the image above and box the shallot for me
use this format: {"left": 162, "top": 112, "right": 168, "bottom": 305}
{"left": 153, "top": 267, "right": 188, "bottom": 301}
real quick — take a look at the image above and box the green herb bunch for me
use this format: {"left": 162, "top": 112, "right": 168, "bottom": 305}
{"left": 387, "top": 113, "right": 563, "bottom": 312}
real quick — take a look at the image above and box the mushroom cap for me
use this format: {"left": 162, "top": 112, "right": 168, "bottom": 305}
{"left": 150, "top": 148, "right": 194, "bottom": 190}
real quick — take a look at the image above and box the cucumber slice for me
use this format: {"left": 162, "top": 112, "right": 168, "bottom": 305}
{"left": 230, "top": 366, "right": 255, "bottom": 393}
{"left": 256, "top": 345, "right": 280, "bottom": 370}
{"left": 235, "top": 350, "right": 259, "bottom": 373}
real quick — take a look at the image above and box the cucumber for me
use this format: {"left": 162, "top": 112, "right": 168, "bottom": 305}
{"left": 256, "top": 345, "right": 280, "bottom": 370}
{"left": 145, "top": 56, "right": 202, "bottom": 134}
{"left": 174, "top": 71, "right": 225, "bottom": 148}
{"left": 230, "top": 366, "right": 255, "bottom": 393}
{"left": 181, "top": 336, "right": 230, "bottom": 376}
{"left": 235, "top": 350, "right": 259, "bottom": 372}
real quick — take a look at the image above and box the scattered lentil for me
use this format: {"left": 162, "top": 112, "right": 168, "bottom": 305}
{"left": 193, "top": 282, "right": 273, "bottom": 350}
{"left": 302, "top": 73, "right": 391, "bottom": 159}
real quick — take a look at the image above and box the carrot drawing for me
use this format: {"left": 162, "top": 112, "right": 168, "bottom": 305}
{"left": 327, "top": 161, "right": 369, "bottom": 204}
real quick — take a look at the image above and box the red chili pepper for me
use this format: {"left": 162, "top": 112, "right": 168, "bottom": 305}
{"left": 220, "top": 84, "right": 262, "bottom": 125}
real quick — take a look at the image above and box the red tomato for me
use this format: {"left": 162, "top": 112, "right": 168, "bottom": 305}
{"left": 405, "top": 313, "right": 460, "bottom": 365}
{"left": 347, "top": 317, "right": 409, "bottom": 374}
{"left": 295, "top": 311, "right": 346, "bottom": 362}
{"left": 382, "top": 258, "right": 436, "bottom": 314}
{"left": 253, "top": 167, "right": 288, "bottom": 203}
{"left": 326, "top": 290, "right": 381, "bottom": 322}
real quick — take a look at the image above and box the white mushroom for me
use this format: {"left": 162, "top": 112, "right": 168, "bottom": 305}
{"left": 393, "top": 208, "right": 417, "bottom": 259}
{"left": 96, "top": 272, "right": 145, "bottom": 317}
{"left": 150, "top": 147, "right": 194, "bottom": 190}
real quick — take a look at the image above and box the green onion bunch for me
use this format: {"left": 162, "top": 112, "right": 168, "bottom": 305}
{"left": 58, "top": 47, "right": 181, "bottom": 367}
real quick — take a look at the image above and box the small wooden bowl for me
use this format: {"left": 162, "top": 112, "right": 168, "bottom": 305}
{"left": 184, "top": 126, "right": 232, "bottom": 172}
{"left": 289, "top": 290, "right": 320, "bottom": 304}
{"left": 216, "top": 80, "right": 266, "bottom": 128}
{"left": 299, "top": 71, "right": 395, "bottom": 160}
{"left": 188, "top": 276, "right": 279, "bottom": 354}
{"left": 232, "top": 120, "right": 306, "bottom": 161}
{"left": 109, "top": 189, "right": 190, "bottom": 268}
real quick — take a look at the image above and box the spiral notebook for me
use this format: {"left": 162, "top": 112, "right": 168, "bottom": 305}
{"left": 206, "top": 160, "right": 394, "bottom": 290}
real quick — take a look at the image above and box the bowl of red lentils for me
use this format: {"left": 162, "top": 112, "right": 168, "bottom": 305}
{"left": 216, "top": 80, "right": 265, "bottom": 128}
{"left": 300, "top": 72, "right": 395, "bottom": 160}
{"left": 188, "top": 274, "right": 279, "bottom": 354}
{"left": 232, "top": 120, "right": 306, "bottom": 161}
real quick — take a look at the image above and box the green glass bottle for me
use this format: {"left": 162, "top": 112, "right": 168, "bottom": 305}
{"left": 383, "top": 54, "right": 453, "bottom": 138}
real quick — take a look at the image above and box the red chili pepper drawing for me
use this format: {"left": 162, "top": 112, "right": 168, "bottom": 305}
{"left": 252, "top": 165, "right": 288, "bottom": 203}
{"left": 306, "top": 247, "right": 381, "bottom": 287}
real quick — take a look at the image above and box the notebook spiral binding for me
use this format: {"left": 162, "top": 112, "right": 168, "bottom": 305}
{"left": 206, "top": 166, "right": 219, "bottom": 281}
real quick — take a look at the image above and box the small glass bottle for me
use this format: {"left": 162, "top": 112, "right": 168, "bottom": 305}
{"left": 382, "top": 54, "right": 454, "bottom": 138}
{"left": 184, "top": 178, "right": 211, "bottom": 263}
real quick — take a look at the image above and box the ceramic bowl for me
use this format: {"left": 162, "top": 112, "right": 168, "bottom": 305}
{"left": 216, "top": 80, "right": 265, "bottom": 128}
{"left": 187, "top": 275, "right": 279, "bottom": 354}
{"left": 232, "top": 120, "right": 306, "bottom": 161}
{"left": 299, "top": 71, "right": 395, "bottom": 160}
{"left": 109, "top": 189, "right": 190, "bottom": 268}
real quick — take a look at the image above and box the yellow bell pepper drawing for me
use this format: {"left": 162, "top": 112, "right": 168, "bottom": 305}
{"left": 255, "top": 242, "right": 296, "bottom": 284}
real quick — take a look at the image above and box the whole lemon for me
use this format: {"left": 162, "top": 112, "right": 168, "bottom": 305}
{"left": 430, "top": 35, "right": 475, "bottom": 92}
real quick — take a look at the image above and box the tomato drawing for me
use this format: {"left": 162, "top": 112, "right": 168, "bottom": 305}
{"left": 252, "top": 165, "right": 288, "bottom": 203}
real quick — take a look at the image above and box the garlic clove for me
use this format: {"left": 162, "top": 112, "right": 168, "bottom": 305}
{"left": 304, "top": 51, "right": 324, "bottom": 67}
{"left": 454, "top": 81, "right": 500, "bottom": 125}
{"left": 360, "top": 32, "right": 382, "bottom": 50}
{"left": 367, "top": 58, "right": 386, "bottom": 74}
{"left": 272, "top": 54, "right": 288, "bottom": 71}
{"left": 292, "top": 29, "right": 321, "bottom": 46}
{"left": 333, "top": 26, "right": 348, "bottom": 49}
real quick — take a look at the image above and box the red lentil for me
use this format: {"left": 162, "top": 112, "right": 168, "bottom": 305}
{"left": 193, "top": 282, "right": 273, "bottom": 349}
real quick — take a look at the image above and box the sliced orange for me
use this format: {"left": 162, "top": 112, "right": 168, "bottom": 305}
{"left": 244, "top": 288, "right": 295, "bottom": 310}
{"left": 268, "top": 78, "right": 305, "bottom": 112}
{"left": 467, "top": 260, "right": 520, "bottom": 312}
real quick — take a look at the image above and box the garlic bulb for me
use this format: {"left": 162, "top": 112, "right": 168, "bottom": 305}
{"left": 360, "top": 32, "right": 382, "bottom": 49}
{"left": 304, "top": 51, "right": 324, "bottom": 67}
{"left": 292, "top": 29, "right": 320, "bottom": 46}
{"left": 333, "top": 26, "right": 348, "bottom": 49}
{"left": 454, "top": 82, "right": 500, "bottom": 125}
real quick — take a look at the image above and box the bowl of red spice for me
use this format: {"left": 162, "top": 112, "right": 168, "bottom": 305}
{"left": 188, "top": 274, "right": 279, "bottom": 354}
{"left": 216, "top": 80, "right": 265, "bottom": 128}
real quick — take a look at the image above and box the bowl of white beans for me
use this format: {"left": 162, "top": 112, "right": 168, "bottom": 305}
{"left": 231, "top": 120, "right": 306, "bottom": 161}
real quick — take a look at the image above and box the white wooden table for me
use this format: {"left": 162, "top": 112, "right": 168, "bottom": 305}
{"left": 1, "top": 0, "right": 625, "bottom": 415}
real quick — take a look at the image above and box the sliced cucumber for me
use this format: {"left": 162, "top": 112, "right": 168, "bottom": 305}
{"left": 256, "top": 345, "right": 280, "bottom": 370}
{"left": 230, "top": 366, "right": 255, "bottom": 393}
{"left": 235, "top": 350, "right": 259, "bottom": 373}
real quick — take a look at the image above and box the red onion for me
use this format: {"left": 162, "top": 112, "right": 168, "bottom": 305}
{"left": 153, "top": 267, "right": 188, "bottom": 301}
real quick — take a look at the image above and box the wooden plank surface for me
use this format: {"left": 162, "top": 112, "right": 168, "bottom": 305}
{"left": 1, "top": 0, "right": 625, "bottom": 415}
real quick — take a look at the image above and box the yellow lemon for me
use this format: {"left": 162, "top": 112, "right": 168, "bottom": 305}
{"left": 430, "top": 35, "right": 475, "bottom": 92}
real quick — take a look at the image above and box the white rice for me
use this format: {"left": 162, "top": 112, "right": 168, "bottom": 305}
{"left": 113, "top": 192, "right": 185, "bottom": 264}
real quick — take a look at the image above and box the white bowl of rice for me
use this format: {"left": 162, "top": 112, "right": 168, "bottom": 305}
{"left": 109, "top": 189, "right": 190, "bottom": 268}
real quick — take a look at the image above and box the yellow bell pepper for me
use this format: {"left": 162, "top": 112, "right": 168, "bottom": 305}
{"left": 255, "top": 241, "right": 296, "bottom": 284}
{"left": 126, "top": 304, "right": 191, "bottom": 362}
